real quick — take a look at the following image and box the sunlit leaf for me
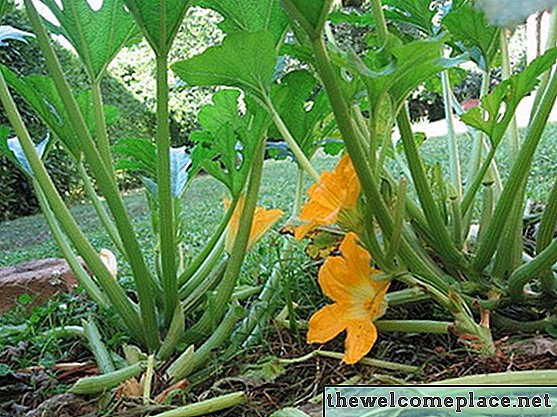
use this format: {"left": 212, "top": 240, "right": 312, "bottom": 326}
{"left": 271, "top": 70, "right": 331, "bottom": 158}
{"left": 190, "top": 89, "right": 269, "bottom": 195}
{"left": 172, "top": 31, "right": 277, "bottom": 98}
{"left": 195, "top": 0, "right": 288, "bottom": 44}
{"left": 384, "top": 0, "right": 437, "bottom": 35}
{"left": 39, "top": 0, "right": 139, "bottom": 80}
{"left": 443, "top": 4, "right": 499, "bottom": 71}
{"left": 124, "top": 0, "right": 191, "bottom": 55}
{"left": 461, "top": 48, "right": 557, "bottom": 140}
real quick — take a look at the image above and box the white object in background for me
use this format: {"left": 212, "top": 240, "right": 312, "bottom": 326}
{"left": 477, "top": 0, "right": 557, "bottom": 27}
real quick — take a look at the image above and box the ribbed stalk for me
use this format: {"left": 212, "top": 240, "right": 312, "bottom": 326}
{"left": 0, "top": 68, "right": 144, "bottom": 344}
{"left": 433, "top": 370, "right": 557, "bottom": 386}
{"left": 83, "top": 318, "right": 115, "bottom": 374}
{"left": 151, "top": 392, "right": 246, "bottom": 417}
{"left": 182, "top": 137, "right": 266, "bottom": 344}
{"left": 91, "top": 80, "right": 114, "bottom": 177}
{"left": 397, "top": 111, "right": 465, "bottom": 267}
{"left": 177, "top": 197, "right": 237, "bottom": 286}
{"left": 155, "top": 53, "right": 178, "bottom": 325}
{"left": 34, "top": 183, "right": 108, "bottom": 308}
{"left": 263, "top": 93, "right": 320, "bottom": 182}
{"left": 474, "top": 66, "right": 557, "bottom": 272}
{"left": 78, "top": 162, "right": 126, "bottom": 259}
{"left": 376, "top": 320, "right": 450, "bottom": 334}
{"left": 441, "top": 69, "right": 462, "bottom": 197}
{"left": 24, "top": 0, "right": 160, "bottom": 350}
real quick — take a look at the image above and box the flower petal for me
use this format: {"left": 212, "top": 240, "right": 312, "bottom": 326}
{"left": 307, "top": 303, "right": 348, "bottom": 344}
{"left": 343, "top": 320, "right": 378, "bottom": 364}
{"left": 249, "top": 207, "right": 284, "bottom": 249}
{"left": 296, "top": 155, "right": 360, "bottom": 238}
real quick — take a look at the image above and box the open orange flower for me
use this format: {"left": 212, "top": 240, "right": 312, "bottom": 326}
{"left": 295, "top": 155, "right": 360, "bottom": 240}
{"left": 224, "top": 196, "right": 284, "bottom": 253}
{"left": 307, "top": 232, "right": 390, "bottom": 364}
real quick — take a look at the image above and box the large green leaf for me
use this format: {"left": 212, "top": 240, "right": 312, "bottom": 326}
{"left": 190, "top": 89, "right": 269, "bottom": 195}
{"left": 195, "top": 0, "right": 288, "bottom": 45}
{"left": 461, "top": 48, "right": 557, "bottom": 141}
{"left": 271, "top": 70, "right": 332, "bottom": 158}
{"left": 40, "top": 0, "right": 138, "bottom": 81}
{"left": 281, "top": 0, "right": 332, "bottom": 39}
{"left": 172, "top": 31, "right": 277, "bottom": 98}
{"left": 443, "top": 4, "right": 499, "bottom": 71}
{"left": 362, "top": 37, "right": 452, "bottom": 115}
{"left": 124, "top": 0, "right": 190, "bottom": 54}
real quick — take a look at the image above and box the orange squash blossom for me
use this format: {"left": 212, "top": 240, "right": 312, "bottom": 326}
{"left": 307, "top": 232, "right": 390, "bottom": 364}
{"left": 224, "top": 196, "right": 284, "bottom": 253}
{"left": 295, "top": 154, "right": 360, "bottom": 240}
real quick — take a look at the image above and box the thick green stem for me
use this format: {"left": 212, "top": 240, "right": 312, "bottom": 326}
{"left": 508, "top": 234, "right": 557, "bottom": 299}
{"left": 371, "top": 0, "right": 388, "bottom": 42}
{"left": 151, "top": 392, "right": 246, "bottom": 417}
{"left": 182, "top": 137, "right": 266, "bottom": 343}
{"left": 155, "top": 53, "right": 178, "bottom": 324}
{"left": 310, "top": 36, "right": 448, "bottom": 291}
{"left": 530, "top": 7, "right": 557, "bottom": 124}
{"left": 474, "top": 65, "right": 557, "bottom": 272}
{"left": 78, "top": 162, "right": 126, "bottom": 259}
{"left": 34, "top": 182, "right": 108, "bottom": 308}
{"left": 83, "top": 319, "right": 115, "bottom": 374}
{"left": 178, "top": 197, "right": 238, "bottom": 287}
{"left": 376, "top": 320, "right": 450, "bottom": 334}
{"left": 433, "top": 370, "right": 557, "bottom": 386}
{"left": 536, "top": 175, "right": 557, "bottom": 295}
{"left": 500, "top": 30, "right": 521, "bottom": 157}
{"left": 397, "top": 111, "right": 466, "bottom": 268}
{"left": 0, "top": 69, "right": 144, "bottom": 344}
{"left": 91, "top": 80, "right": 114, "bottom": 176}
{"left": 263, "top": 94, "right": 320, "bottom": 182}
{"left": 24, "top": 0, "right": 160, "bottom": 350}
{"left": 441, "top": 70, "right": 462, "bottom": 197}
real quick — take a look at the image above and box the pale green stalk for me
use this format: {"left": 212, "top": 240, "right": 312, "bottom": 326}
{"left": 177, "top": 196, "right": 238, "bottom": 286}
{"left": 529, "top": 7, "right": 557, "bottom": 124}
{"left": 441, "top": 69, "right": 462, "bottom": 197}
{"left": 182, "top": 137, "right": 267, "bottom": 344}
{"left": 0, "top": 68, "right": 145, "bottom": 344}
{"left": 78, "top": 162, "right": 127, "bottom": 259}
{"left": 91, "top": 80, "right": 114, "bottom": 176}
{"left": 151, "top": 392, "right": 246, "bottom": 417}
{"left": 474, "top": 65, "right": 557, "bottom": 272}
{"left": 500, "top": 30, "right": 521, "bottom": 157}
{"left": 83, "top": 319, "right": 115, "bottom": 374}
{"left": 155, "top": 52, "right": 178, "bottom": 325}
{"left": 24, "top": 0, "right": 159, "bottom": 350}
{"left": 33, "top": 182, "right": 108, "bottom": 308}
{"left": 262, "top": 93, "right": 320, "bottom": 182}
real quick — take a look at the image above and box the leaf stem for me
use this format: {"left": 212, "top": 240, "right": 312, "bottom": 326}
{"left": 263, "top": 93, "right": 320, "bottom": 182}
{"left": 155, "top": 52, "right": 178, "bottom": 324}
